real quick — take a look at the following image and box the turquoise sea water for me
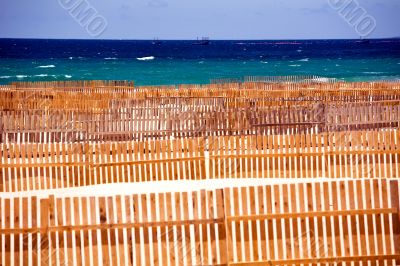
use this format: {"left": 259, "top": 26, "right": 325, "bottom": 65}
{"left": 1, "top": 39, "right": 400, "bottom": 85}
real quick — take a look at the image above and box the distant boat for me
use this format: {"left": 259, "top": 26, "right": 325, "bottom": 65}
{"left": 152, "top": 38, "right": 162, "bottom": 45}
{"left": 356, "top": 37, "right": 370, "bottom": 44}
{"left": 192, "top": 37, "right": 210, "bottom": 45}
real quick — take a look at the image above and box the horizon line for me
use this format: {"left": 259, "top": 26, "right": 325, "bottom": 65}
{"left": 0, "top": 37, "right": 399, "bottom": 41}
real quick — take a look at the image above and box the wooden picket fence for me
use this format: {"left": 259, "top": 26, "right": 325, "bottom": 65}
{"left": 11, "top": 80, "right": 134, "bottom": 88}
{"left": 1, "top": 81, "right": 400, "bottom": 112}
{"left": 243, "top": 75, "right": 338, "bottom": 83}
{"left": 0, "top": 179, "right": 399, "bottom": 265}
{"left": 0, "top": 85, "right": 15, "bottom": 90}
{"left": 1, "top": 129, "right": 399, "bottom": 192}
{"left": 1, "top": 80, "right": 400, "bottom": 265}
{"left": 1, "top": 101, "right": 399, "bottom": 143}
{"left": 211, "top": 75, "right": 333, "bottom": 83}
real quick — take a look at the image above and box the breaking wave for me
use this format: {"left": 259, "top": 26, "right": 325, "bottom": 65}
{"left": 137, "top": 56, "right": 155, "bottom": 61}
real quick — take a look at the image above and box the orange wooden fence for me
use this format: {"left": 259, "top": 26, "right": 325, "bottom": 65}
{"left": 0, "top": 179, "right": 399, "bottom": 265}
{"left": 1, "top": 129, "right": 399, "bottom": 192}
{"left": 1, "top": 101, "right": 399, "bottom": 143}
{"left": 1, "top": 80, "right": 400, "bottom": 265}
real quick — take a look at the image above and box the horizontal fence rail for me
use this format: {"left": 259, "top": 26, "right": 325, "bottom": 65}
{"left": 0, "top": 179, "right": 399, "bottom": 265}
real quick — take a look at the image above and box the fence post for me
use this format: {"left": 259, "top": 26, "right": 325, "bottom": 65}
{"left": 390, "top": 180, "right": 400, "bottom": 254}
{"left": 222, "top": 188, "right": 230, "bottom": 265}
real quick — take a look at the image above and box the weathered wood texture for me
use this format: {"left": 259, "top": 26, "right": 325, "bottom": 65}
{"left": 0, "top": 179, "right": 399, "bottom": 265}
{"left": 1, "top": 80, "right": 400, "bottom": 264}
{"left": 224, "top": 179, "right": 400, "bottom": 265}
{"left": 1, "top": 81, "right": 400, "bottom": 112}
{"left": 1, "top": 102, "right": 399, "bottom": 143}
{"left": 1, "top": 129, "right": 399, "bottom": 192}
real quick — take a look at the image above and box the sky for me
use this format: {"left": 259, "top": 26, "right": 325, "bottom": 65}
{"left": 0, "top": 0, "right": 399, "bottom": 40}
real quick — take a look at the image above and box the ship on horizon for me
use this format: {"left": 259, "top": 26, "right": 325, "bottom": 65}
{"left": 356, "top": 36, "right": 370, "bottom": 44}
{"left": 152, "top": 37, "right": 162, "bottom": 45}
{"left": 192, "top": 37, "right": 210, "bottom": 45}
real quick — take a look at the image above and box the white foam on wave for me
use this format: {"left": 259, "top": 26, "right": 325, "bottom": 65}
{"left": 297, "top": 49, "right": 302, "bottom": 52}
{"left": 65, "top": 75, "right": 72, "bottom": 78}
{"left": 137, "top": 56, "right": 155, "bottom": 61}
{"left": 289, "top": 64, "right": 301, "bottom": 67}
{"left": 362, "top": 71, "right": 385, "bottom": 74}
{"left": 0, "top": 76, "right": 11, "bottom": 79}
{"left": 104, "top": 57, "right": 117, "bottom": 60}
{"left": 298, "top": 58, "right": 309, "bottom": 62}
{"left": 261, "top": 61, "right": 268, "bottom": 64}
{"left": 37, "top": 65, "right": 56, "bottom": 68}
{"left": 16, "top": 75, "right": 28, "bottom": 79}
{"left": 35, "top": 74, "right": 48, "bottom": 77}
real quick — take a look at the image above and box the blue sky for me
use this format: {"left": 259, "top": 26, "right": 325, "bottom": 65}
{"left": 0, "top": 0, "right": 399, "bottom": 39}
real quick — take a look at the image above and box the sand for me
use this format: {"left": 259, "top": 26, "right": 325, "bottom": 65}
{"left": 0, "top": 177, "right": 357, "bottom": 199}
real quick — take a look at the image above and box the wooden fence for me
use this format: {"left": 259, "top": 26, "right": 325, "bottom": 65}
{"left": 211, "top": 75, "right": 334, "bottom": 83}
{"left": 1, "top": 82, "right": 400, "bottom": 112}
{"left": 243, "top": 75, "right": 338, "bottom": 83}
{"left": 1, "top": 102, "right": 399, "bottom": 143}
{"left": 0, "top": 85, "right": 15, "bottom": 90}
{"left": 0, "top": 179, "right": 399, "bottom": 265}
{"left": 1, "top": 80, "right": 400, "bottom": 264}
{"left": 1, "top": 129, "right": 399, "bottom": 192}
{"left": 11, "top": 80, "right": 134, "bottom": 88}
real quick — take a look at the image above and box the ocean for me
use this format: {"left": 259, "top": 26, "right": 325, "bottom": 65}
{"left": 0, "top": 38, "right": 400, "bottom": 85}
